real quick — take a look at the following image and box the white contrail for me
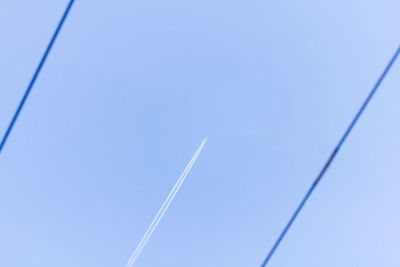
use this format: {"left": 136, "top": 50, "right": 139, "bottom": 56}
{"left": 126, "top": 138, "right": 207, "bottom": 267}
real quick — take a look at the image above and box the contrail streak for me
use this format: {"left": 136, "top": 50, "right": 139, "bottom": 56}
{"left": 126, "top": 138, "right": 207, "bottom": 267}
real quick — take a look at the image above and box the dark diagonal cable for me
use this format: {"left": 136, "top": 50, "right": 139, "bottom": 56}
{"left": 261, "top": 44, "right": 400, "bottom": 267}
{"left": 0, "top": 0, "right": 75, "bottom": 154}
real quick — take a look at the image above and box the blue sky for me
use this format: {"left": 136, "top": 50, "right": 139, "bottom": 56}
{"left": 1, "top": 1, "right": 400, "bottom": 266}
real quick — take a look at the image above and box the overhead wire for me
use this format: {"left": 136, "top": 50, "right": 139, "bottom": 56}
{"left": 260, "top": 44, "right": 400, "bottom": 267}
{"left": 0, "top": 0, "right": 75, "bottom": 154}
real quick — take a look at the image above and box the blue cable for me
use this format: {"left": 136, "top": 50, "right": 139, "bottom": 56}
{"left": 261, "top": 44, "right": 400, "bottom": 267}
{"left": 0, "top": 0, "right": 75, "bottom": 154}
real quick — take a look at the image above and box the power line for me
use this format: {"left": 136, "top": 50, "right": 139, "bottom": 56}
{"left": 260, "top": 44, "right": 400, "bottom": 267}
{"left": 0, "top": 0, "right": 75, "bottom": 154}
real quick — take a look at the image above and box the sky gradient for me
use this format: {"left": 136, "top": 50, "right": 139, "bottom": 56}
{"left": 1, "top": 1, "right": 400, "bottom": 266}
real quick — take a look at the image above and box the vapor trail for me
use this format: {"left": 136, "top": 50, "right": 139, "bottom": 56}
{"left": 126, "top": 138, "right": 207, "bottom": 267}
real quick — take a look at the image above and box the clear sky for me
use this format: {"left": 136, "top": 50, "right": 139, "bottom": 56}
{"left": 1, "top": 1, "right": 400, "bottom": 266}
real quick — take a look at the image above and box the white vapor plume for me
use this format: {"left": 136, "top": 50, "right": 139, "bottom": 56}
{"left": 125, "top": 138, "right": 207, "bottom": 267}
